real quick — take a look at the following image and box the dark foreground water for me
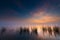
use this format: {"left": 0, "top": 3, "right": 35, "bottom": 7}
{"left": 0, "top": 33, "right": 41, "bottom": 40}
{"left": 0, "top": 33, "right": 60, "bottom": 40}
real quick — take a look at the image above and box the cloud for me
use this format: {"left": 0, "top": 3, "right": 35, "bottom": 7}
{"left": 24, "top": 11, "right": 60, "bottom": 23}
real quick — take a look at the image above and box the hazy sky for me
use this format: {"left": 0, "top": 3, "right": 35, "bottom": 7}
{"left": 0, "top": 0, "right": 60, "bottom": 26}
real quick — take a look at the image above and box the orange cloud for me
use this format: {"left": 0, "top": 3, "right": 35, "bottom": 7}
{"left": 25, "top": 11, "right": 60, "bottom": 23}
{"left": 1, "top": 10, "right": 60, "bottom": 24}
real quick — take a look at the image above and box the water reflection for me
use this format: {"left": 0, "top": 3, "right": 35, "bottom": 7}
{"left": 0, "top": 26, "right": 60, "bottom": 40}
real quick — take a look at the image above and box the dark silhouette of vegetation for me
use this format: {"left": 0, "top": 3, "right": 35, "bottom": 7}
{"left": 19, "top": 28, "right": 29, "bottom": 34}
{"left": 53, "top": 27, "right": 60, "bottom": 36}
{"left": 1, "top": 27, "right": 6, "bottom": 35}
{"left": 48, "top": 27, "right": 52, "bottom": 36}
{"left": 42, "top": 27, "right": 47, "bottom": 32}
{"left": 32, "top": 28, "right": 37, "bottom": 35}
{"left": 42, "top": 27, "right": 47, "bottom": 35}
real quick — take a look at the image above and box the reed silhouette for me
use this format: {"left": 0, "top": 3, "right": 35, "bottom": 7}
{"left": 48, "top": 27, "right": 52, "bottom": 36}
{"left": 53, "top": 27, "right": 60, "bottom": 36}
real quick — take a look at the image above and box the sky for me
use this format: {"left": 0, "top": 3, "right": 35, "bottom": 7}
{"left": 0, "top": 0, "right": 60, "bottom": 26}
